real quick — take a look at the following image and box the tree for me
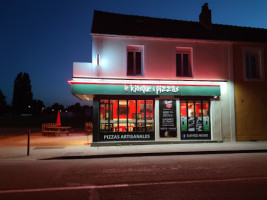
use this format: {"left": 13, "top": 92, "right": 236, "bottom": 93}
{"left": 0, "top": 89, "right": 8, "bottom": 114}
{"left": 31, "top": 99, "right": 45, "bottom": 114}
{"left": 12, "top": 72, "right": 33, "bottom": 113}
{"left": 51, "top": 103, "right": 65, "bottom": 112}
{"left": 67, "top": 103, "right": 82, "bottom": 114}
{"left": 67, "top": 103, "right": 92, "bottom": 121}
{"left": 0, "top": 89, "right": 6, "bottom": 106}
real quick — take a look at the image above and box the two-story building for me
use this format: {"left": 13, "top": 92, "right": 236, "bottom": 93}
{"left": 69, "top": 3, "right": 267, "bottom": 145}
{"left": 69, "top": 4, "right": 237, "bottom": 144}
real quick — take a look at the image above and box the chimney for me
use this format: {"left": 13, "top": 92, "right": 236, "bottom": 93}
{"left": 199, "top": 3, "right": 212, "bottom": 28}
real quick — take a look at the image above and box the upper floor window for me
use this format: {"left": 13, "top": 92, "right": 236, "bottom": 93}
{"left": 176, "top": 48, "right": 192, "bottom": 77}
{"left": 127, "top": 45, "right": 143, "bottom": 76}
{"left": 244, "top": 48, "right": 263, "bottom": 80}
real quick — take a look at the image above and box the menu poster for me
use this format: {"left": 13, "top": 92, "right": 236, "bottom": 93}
{"left": 180, "top": 116, "right": 187, "bottom": 132}
{"left": 159, "top": 100, "right": 177, "bottom": 137}
{"left": 203, "top": 116, "right": 210, "bottom": 131}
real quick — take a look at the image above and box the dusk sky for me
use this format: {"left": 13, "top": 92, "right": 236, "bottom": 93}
{"left": 1, "top": 0, "right": 267, "bottom": 107}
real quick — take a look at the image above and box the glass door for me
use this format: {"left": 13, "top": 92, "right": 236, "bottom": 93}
{"left": 180, "top": 100, "right": 210, "bottom": 140}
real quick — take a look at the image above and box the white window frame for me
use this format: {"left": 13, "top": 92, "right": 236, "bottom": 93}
{"left": 127, "top": 45, "right": 144, "bottom": 76}
{"left": 176, "top": 47, "right": 193, "bottom": 77}
{"left": 243, "top": 47, "right": 264, "bottom": 81}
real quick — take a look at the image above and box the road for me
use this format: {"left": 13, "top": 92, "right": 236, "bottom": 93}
{"left": 0, "top": 153, "right": 267, "bottom": 199}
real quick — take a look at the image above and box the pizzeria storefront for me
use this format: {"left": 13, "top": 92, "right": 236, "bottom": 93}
{"left": 69, "top": 79, "right": 222, "bottom": 143}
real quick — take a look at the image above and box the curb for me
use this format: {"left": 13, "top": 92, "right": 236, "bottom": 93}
{"left": 41, "top": 149, "right": 267, "bottom": 160}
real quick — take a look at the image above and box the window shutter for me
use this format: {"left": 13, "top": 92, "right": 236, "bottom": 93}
{"left": 127, "top": 51, "right": 134, "bottom": 75}
{"left": 176, "top": 53, "right": 182, "bottom": 76}
{"left": 183, "top": 54, "right": 189, "bottom": 76}
{"left": 136, "top": 52, "right": 142, "bottom": 75}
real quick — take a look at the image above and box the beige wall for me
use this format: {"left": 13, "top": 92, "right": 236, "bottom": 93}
{"left": 234, "top": 43, "right": 267, "bottom": 141}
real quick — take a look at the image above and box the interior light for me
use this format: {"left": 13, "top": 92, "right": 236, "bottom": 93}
{"left": 97, "top": 54, "right": 100, "bottom": 67}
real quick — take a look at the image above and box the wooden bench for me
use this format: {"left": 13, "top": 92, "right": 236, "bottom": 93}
{"left": 42, "top": 123, "right": 57, "bottom": 136}
{"left": 42, "top": 130, "right": 57, "bottom": 136}
{"left": 42, "top": 123, "right": 71, "bottom": 136}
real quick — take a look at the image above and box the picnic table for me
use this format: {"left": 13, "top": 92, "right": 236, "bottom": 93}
{"left": 42, "top": 123, "right": 71, "bottom": 136}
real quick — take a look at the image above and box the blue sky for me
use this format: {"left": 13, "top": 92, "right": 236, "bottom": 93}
{"left": 1, "top": 0, "right": 267, "bottom": 107}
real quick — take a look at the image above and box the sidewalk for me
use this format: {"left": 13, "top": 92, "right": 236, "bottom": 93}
{"left": 1, "top": 131, "right": 267, "bottom": 160}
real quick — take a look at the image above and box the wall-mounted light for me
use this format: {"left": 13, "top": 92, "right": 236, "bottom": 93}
{"left": 97, "top": 54, "right": 100, "bottom": 67}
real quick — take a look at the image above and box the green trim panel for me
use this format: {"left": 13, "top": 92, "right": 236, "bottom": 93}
{"left": 71, "top": 84, "right": 221, "bottom": 96}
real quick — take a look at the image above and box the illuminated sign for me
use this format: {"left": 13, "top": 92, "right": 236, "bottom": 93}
{"left": 182, "top": 133, "right": 210, "bottom": 140}
{"left": 124, "top": 85, "right": 179, "bottom": 94}
{"left": 101, "top": 133, "right": 153, "bottom": 141}
{"left": 159, "top": 100, "right": 177, "bottom": 138}
{"left": 70, "top": 82, "right": 221, "bottom": 96}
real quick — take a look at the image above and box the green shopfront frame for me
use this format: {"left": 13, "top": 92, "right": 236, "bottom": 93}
{"left": 71, "top": 83, "right": 221, "bottom": 97}
{"left": 70, "top": 81, "right": 220, "bottom": 143}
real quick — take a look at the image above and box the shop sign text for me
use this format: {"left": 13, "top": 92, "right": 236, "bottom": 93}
{"left": 124, "top": 85, "right": 179, "bottom": 95}
{"left": 181, "top": 133, "right": 210, "bottom": 140}
{"left": 103, "top": 134, "right": 151, "bottom": 141}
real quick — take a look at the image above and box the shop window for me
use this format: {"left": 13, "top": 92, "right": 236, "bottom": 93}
{"left": 100, "top": 100, "right": 110, "bottom": 131}
{"left": 128, "top": 100, "right": 136, "bottom": 132}
{"left": 146, "top": 100, "right": 154, "bottom": 132}
{"left": 202, "top": 101, "right": 210, "bottom": 132}
{"left": 100, "top": 99, "right": 154, "bottom": 133}
{"left": 176, "top": 48, "right": 192, "bottom": 77}
{"left": 100, "top": 100, "right": 117, "bottom": 132}
{"left": 195, "top": 101, "right": 202, "bottom": 132}
{"left": 137, "top": 100, "right": 145, "bottom": 132}
{"left": 180, "top": 102, "right": 187, "bottom": 132}
{"left": 180, "top": 100, "right": 210, "bottom": 140}
{"left": 119, "top": 100, "right": 127, "bottom": 132}
{"left": 244, "top": 48, "right": 263, "bottom": 80}
{"left": 188, "top": 101, "right": 195, "bottom": 132}
{"left": 127, "top": 45, "right": 143, "bottom": 76}
{"left": 110, "top": 100, "right": 118, "bottom": 132}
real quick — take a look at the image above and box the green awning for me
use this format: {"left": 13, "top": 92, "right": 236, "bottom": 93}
{"left": 71, "top": 83, "right": 221, "bottom": 96}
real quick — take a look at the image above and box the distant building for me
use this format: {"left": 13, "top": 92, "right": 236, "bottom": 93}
{"left": 69, "top": 3, "right": 267, "bottom": 144}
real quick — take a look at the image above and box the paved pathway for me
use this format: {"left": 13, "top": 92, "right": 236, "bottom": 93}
{"left": 1, "top": 130, "right": 267, "bottom": 160}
